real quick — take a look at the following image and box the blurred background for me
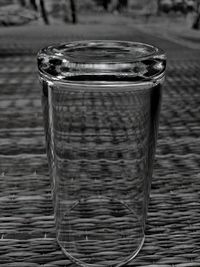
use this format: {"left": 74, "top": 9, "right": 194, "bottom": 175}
{"left": 0, "top": 0, "right": 199, "bottom": 54}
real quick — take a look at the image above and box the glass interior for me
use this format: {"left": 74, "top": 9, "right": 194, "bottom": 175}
{"left": 38, "top": 40, "right": 166, "bottom": 267}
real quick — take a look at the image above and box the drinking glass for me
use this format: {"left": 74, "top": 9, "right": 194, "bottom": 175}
{"left": 37, "top": 41, "right": 166, "bottom": 267}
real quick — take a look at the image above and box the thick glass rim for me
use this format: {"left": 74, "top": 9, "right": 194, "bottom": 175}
{"left": 37, "top": 40, "right": 166, "bottom": 87}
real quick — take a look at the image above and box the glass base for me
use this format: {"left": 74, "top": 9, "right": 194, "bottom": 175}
{"left": 57, "top": 196, "right": 145, "bottom": 267}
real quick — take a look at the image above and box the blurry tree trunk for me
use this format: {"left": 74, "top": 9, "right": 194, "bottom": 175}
{"left": 19, "top": 0, "right": 26, "bottom": 7}
{"left": 30, "top": 0, "right": 38, "bottom": 11}
{"left": 40, "top": 0, "right": 49, "bottom": 25}
{"left": 157, "top": 0, "right": 161, "bottom": 15}
{"left": 103, "top": 0, "right": 109, "bottom": 11}
{"left": 192, "top": 13, "right": 200, "bottom": 29}
{"left": 117, "top": 0, "right": 128, "bottom": 12}
{"left": 123, "top": 0, "right": 128, "bottom": 8}
{"left": 70, "top": 0, "right": 77, "bottom": 24}
{"left": 192, "top": 2, "right": 200, "bottom": 29}
{"left": 63, "top": 1, "right": 70, "bottom": 23}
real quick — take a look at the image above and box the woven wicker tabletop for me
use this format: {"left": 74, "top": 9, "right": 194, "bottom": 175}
{"left": 0, "top": 48, "right": 200, "bottom": 267}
